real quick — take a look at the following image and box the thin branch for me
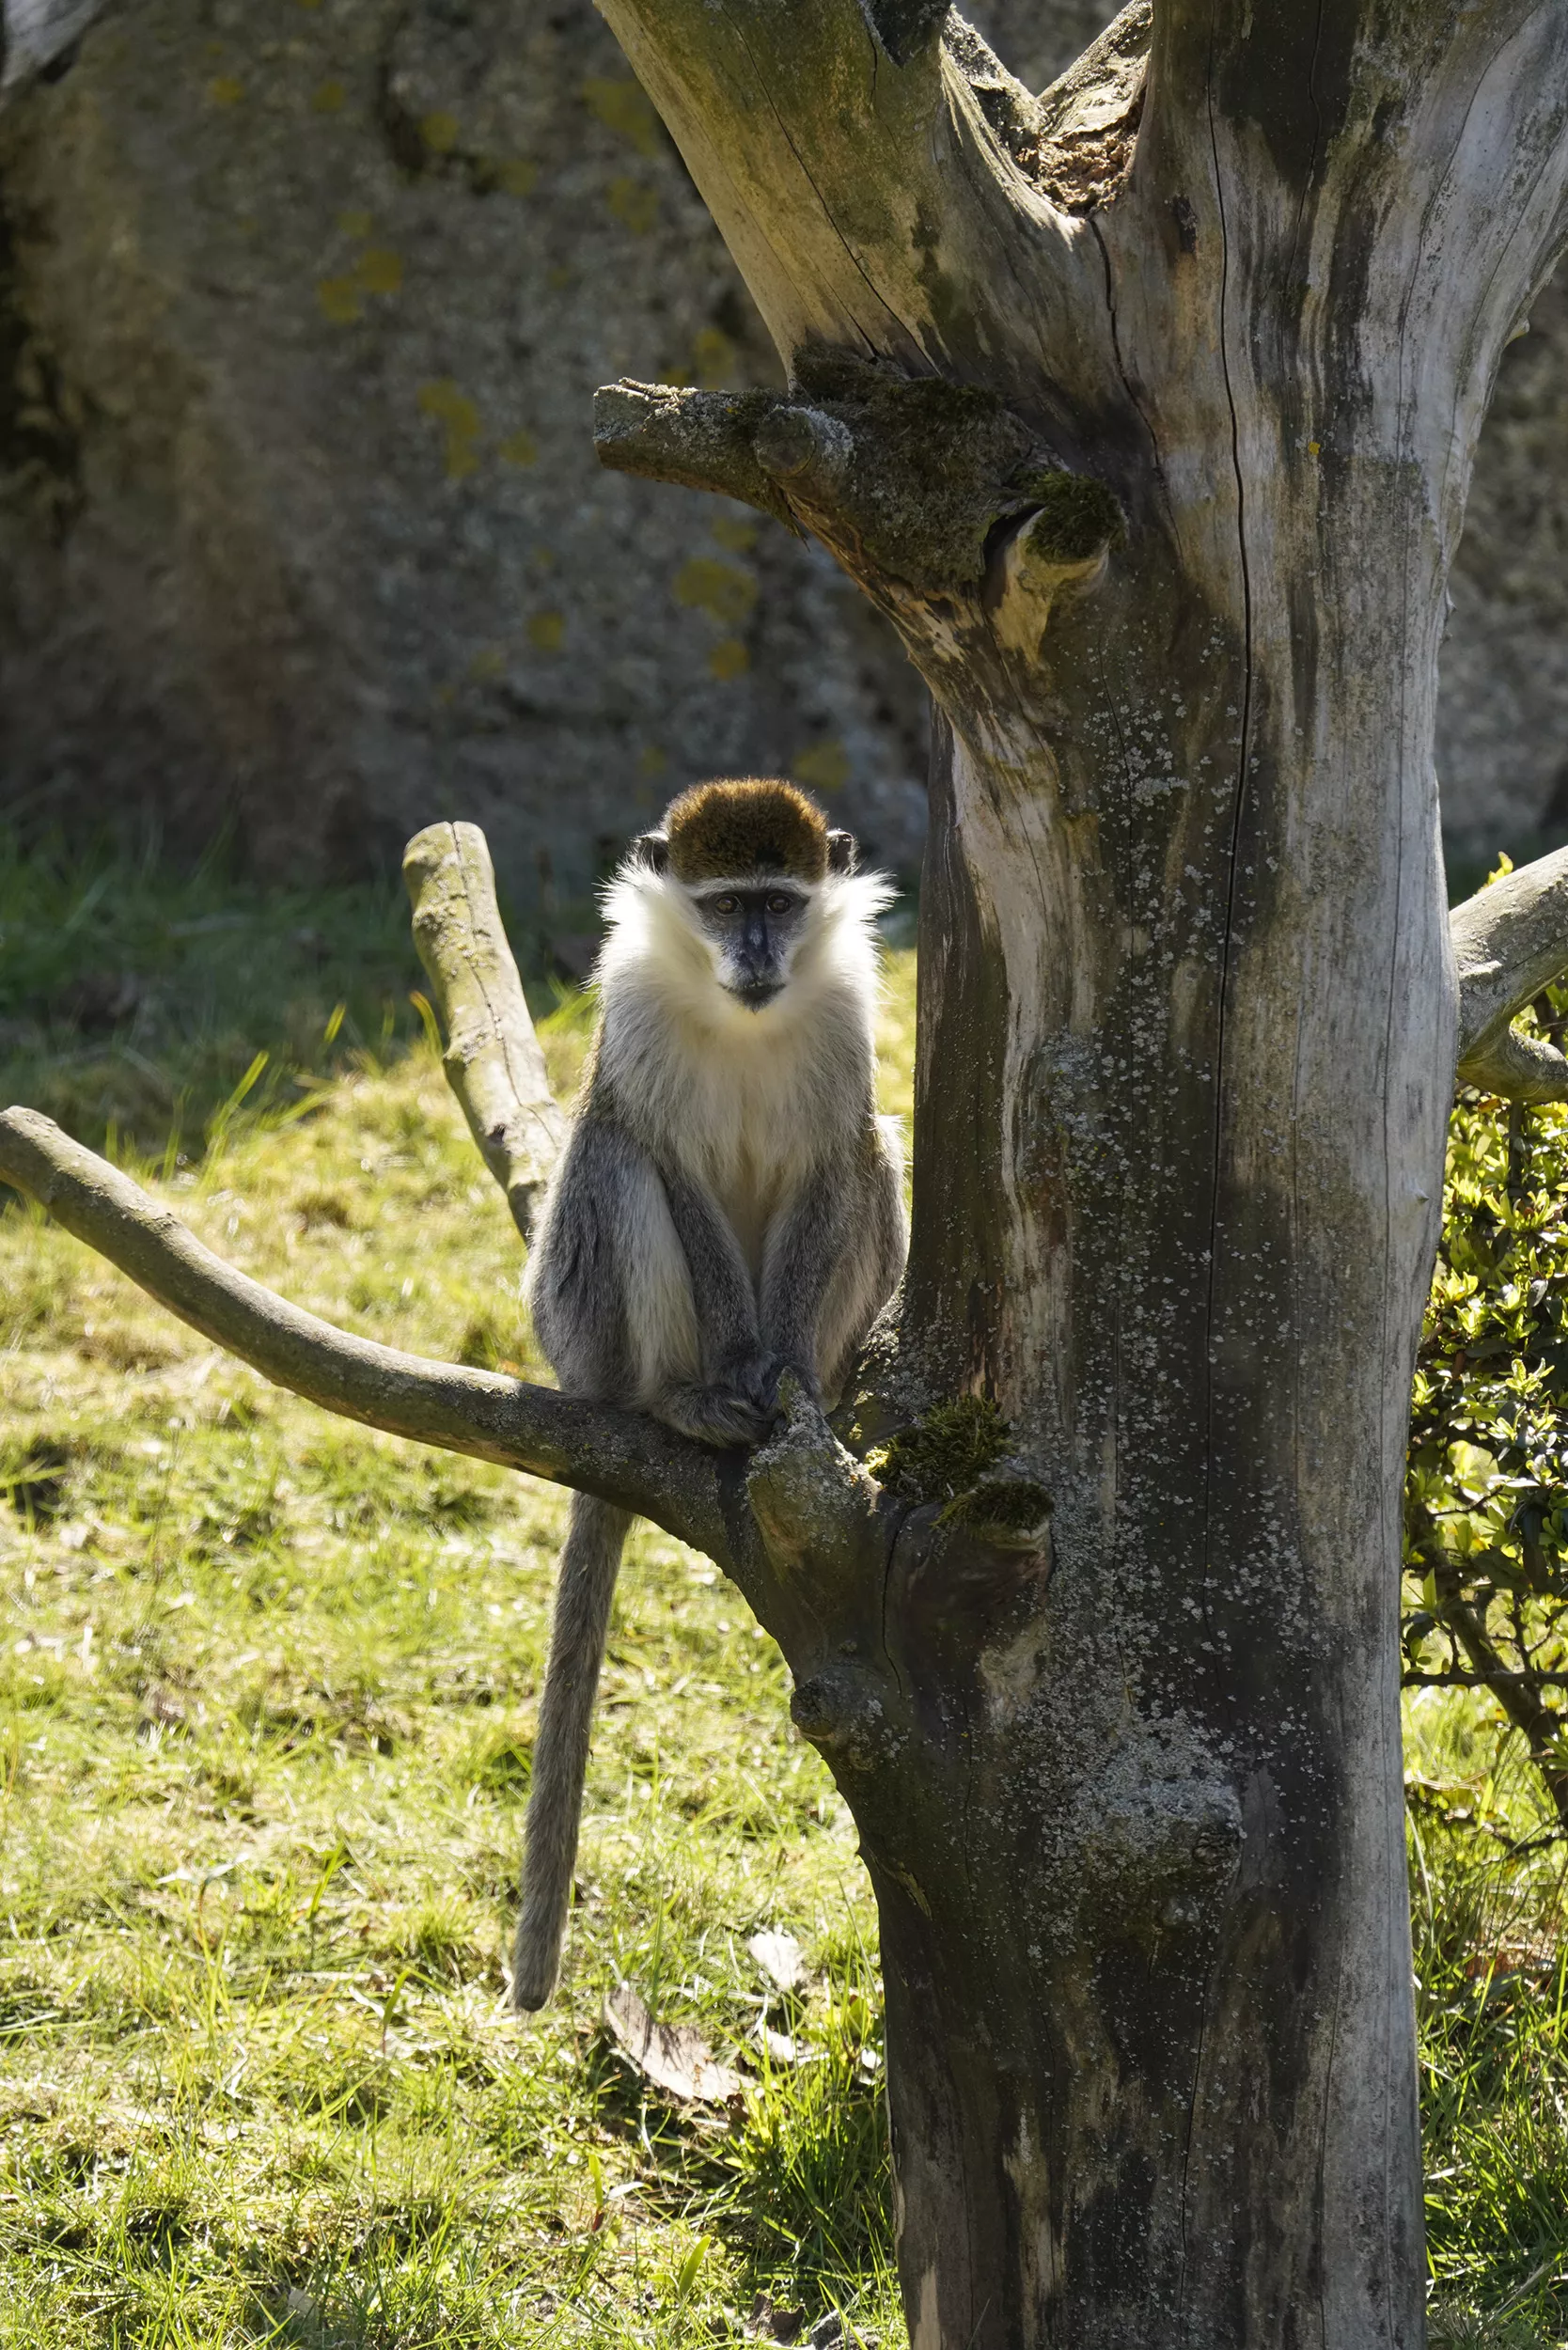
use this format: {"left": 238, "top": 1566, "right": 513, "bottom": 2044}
{"left": 403, "top": 822, "right": 566, "bottom": 1244}
{"left": 0, "top": 1107, "right": 732, "bottom": 1565}
{"left": 1418, "top": 1541, "right": 1568, "bottom": 1831}
{"left": 1403, "top": 1669, "right": 1568, "bottom": 1689}
{"left": 1451, "top": 846, "right": 1568, "bottom": 1103}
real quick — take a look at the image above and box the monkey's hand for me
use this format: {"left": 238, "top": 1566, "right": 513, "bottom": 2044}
{"left": 732, "top": 1348, "right": 831, "bottom": 1429}
{"left": 663, "top": 1382, "right": 775, "bottom": 1448}
{"left": 663, "top": 1351, "right": 799, "bottom": 1449}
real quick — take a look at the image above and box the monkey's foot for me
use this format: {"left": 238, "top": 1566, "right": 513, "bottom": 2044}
{"left": 664, "top": 1384, "right": 775, "bottom": 1449}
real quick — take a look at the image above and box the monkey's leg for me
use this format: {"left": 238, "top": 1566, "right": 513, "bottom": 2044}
{"left": 511, "top": 1492, "right": 633, "bottom": 2010}
{"left": 759, "top": 1161, "right": 849, "bottom": 1393}
{"left": 763, "top": 1133, "right": 908, "bottom": 1402}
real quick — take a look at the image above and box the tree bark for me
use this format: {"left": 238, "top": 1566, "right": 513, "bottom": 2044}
{"left": 6, "top": 5, "right": 1568, "bottom": 2345}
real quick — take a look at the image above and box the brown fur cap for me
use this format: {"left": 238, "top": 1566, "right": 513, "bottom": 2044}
{"left": 663, "top": 778, "right": 830, "bottom": 884}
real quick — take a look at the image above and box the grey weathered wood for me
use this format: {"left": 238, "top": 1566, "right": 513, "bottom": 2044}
{"left": 1451, "top": 846, "right": 1568, "bottom": 1101}
{"left": 1, "top": 0, "right": 104, "bottom": 90}
{"left": 403, "top": 822, "right": 565, "bottom": 1243}
{"left": 0, "top": 1106, "right": 729, "bottom": 1564}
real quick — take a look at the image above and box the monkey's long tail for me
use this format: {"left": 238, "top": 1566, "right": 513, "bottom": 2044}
{"left": 511, "top": 1492, "right": 633, "bottom": 2010}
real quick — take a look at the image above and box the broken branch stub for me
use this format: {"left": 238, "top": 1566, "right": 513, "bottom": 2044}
{"left": 591, "top": 381, "right": 794, "bottom": 527}
{"left": 593, "top": 360, "right": 1123, "bottom": 618}
{"left": 403, "top": 821, "right": 565, "bottom": 1243}
{"left": 1450, "top": 846, "right": 1568, "bottom": 1103}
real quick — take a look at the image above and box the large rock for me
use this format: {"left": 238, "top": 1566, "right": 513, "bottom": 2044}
{"left": 0, "top": 0, "right": 1560, "bottom": 902}
{"left": 0, "top": 0, "right": 928, "bottom": 912}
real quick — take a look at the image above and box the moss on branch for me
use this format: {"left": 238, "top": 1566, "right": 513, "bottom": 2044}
{"left": 785, "top": 350, "right": 1041, "bottom": 591}
{"left": 1013, "top": 468, "right": 1125, "bottom": 562}
{"left": 872, "top": 1394, "right": 1011, "bottom": 1504}
{"left": 938, "top": 1476, "right": 1053, "bottom": 1536}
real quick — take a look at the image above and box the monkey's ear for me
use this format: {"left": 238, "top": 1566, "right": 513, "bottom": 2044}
{"left": 826, "top": 828, "right": 859, "bottom": 876}
{"left": 631, "top": 830, "right": 669, "bottom": 874}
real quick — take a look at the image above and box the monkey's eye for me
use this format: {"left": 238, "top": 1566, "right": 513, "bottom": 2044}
{"left": 713, "top": 895, "right": 739, "bottom": 916}
{"left": 766, "top": 894, "right": 793, "bottom": 915}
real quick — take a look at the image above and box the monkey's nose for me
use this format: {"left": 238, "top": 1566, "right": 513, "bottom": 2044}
{"left": 738, "top": 927, "right": 774, "bottom": 981}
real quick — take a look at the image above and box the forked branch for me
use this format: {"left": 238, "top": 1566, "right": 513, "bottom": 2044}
{"left": 1451, "top": 848, "right": 1568, "bottom": 1104}
{"left": 0, "top": 1107, "right": 732, "bottom": 1564}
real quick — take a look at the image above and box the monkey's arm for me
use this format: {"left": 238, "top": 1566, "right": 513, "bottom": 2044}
{"left": 658, "top": 1165, "right": 782, "bottom": 1438}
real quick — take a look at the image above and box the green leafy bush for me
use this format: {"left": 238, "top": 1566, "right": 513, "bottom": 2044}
{"left": 1405, "top": 951, "right": 1568, "bottom": 1840}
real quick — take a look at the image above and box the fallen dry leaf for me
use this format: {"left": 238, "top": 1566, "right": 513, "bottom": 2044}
{"left": 752, "top": 2019, "right": 823, "bottom": 2067}
{"left": 746, "top": 1928, "right": 804, "bottom": 1993}
{"left": 604, "top": 1982, "right": 743, "bottom": 2104}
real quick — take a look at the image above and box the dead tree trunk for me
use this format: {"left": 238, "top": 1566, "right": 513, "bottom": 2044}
{"left": 7, "top": 7, "right": 1568, "bottom": 2344}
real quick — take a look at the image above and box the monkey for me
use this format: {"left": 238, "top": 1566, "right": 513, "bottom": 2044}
{"left": 510, "top": 776, "right": 908, "bottom": 2009}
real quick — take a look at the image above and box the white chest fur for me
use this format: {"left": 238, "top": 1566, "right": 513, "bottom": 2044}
{"left": 592, "top": 861, "right": 888, "bottom": 1284}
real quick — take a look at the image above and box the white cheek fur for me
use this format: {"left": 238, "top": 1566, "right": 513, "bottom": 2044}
{"left": 591, "top": 864, "right": 895, "bottom": 1186}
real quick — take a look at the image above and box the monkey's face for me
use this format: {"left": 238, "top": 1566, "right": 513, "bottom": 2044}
{"left": 687, "top": 880, "right": 811, "bottom": 1010}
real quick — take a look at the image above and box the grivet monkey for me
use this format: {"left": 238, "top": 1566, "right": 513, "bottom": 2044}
{"left": 511, "top": 777, "right": 907, "bottom": 2008}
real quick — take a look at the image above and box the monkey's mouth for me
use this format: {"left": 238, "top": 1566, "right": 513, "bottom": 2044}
{"left": 732, "top": 977, "right": 783, "bottom": 1010}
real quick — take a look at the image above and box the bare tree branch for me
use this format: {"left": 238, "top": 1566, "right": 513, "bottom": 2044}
{"left": 592, "top": 384, "right": 796, "bottom": 527}
{"left": 0, "top": 1107, "right": 732, "bottom": 1562}
{"left": 597, "top": 360, "right": 1121, "bottom": 635}
{"left": 1451, "top": 847, "right": 1568, "bottom": 1103}
{"left": 403, "top": 822, "right": 566, "bottom": 1245}
{"left": 3, "top": 0, "right": 106, "bottom": 93}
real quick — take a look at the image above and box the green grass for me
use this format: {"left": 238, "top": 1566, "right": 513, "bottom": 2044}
{"left": 0, "top": 841, "right": 912, "bottom": 2346}
{"left": 0, "top": 837, "right": 1563, "bottom": 2345}
{"left": 1407, "top": 1696, "right": 1568, "bottom": 2348}
{"left": 0, "top": 818, "right": 465, "bottom": 1164}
